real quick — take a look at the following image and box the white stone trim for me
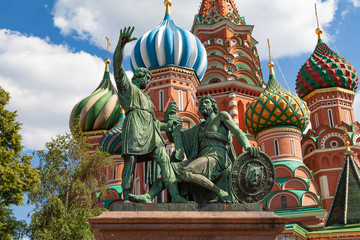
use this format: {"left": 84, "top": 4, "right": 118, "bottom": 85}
{"left": 320, "top": 132, "right": 345, "bottom": 149}
{"left": 229, "top": 100, "right": 237, "bottom": 107}
{"left": 228, "top": 92, "right": 236, "bottom": 98}
{"left": 313, "top": 167, "right": 343, "bottom": 175}
{"left": 229, "top": 109, "right": 238, "bottom": 116}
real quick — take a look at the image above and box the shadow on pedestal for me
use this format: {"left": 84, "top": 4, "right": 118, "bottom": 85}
{"left": 88, "top": 203, "right": 289, "bottom": 240}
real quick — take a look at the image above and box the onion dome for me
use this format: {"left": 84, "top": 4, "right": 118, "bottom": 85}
{"left": 245, "top": 61, "right": 310, "bottom": 136}
{"left": 99, "top": 110, "right": 125, "bottom": 155}
{"left": 69, "top": 59, "right": 122, "bottom": 132}
{"left": 131, "top": 0, "right": 207, "bottom": 80}
{"left": 296, "top": 28, "right": 358, "bottom": 98}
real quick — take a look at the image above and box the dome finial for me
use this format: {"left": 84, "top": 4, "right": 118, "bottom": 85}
{"left": 343, "top": 128, "right": 352, "bottom": 152}
{"left": 164, "top": 0, "right": 172, "bottom": 15}
{"left": 315, "top": 3, "right": 323, "bottom": 42}
{"left": 267, "top": 39, "right": 275, "bottom": 76}
{"left": 105, "top": 36, "right": 111, "bottom": 72}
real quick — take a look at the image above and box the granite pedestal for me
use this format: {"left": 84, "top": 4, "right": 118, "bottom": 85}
{"left": 88, "top": 203, "right": 288, "bottom": 240}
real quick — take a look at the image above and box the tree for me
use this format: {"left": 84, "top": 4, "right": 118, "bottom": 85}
{"left": 28, "top": 125, "right": 113, "bottom": 240}
{"left": 0, "top": 86, "right": 39, "bottom": 239}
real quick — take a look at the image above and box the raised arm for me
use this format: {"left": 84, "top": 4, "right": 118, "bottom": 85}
{"left": 221, "top": 112, "right": 259, "bottom": 156}
{"left": 113, "top": 27, "right": 137, "bottom": 89}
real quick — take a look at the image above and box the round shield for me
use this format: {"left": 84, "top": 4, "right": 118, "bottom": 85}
{"left": 230, "top": 151, "right": 275, "bottom": 203}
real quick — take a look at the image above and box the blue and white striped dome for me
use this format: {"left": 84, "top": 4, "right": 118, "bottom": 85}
{"left": 131, "top": 13, "right": 208, "bottom": 80}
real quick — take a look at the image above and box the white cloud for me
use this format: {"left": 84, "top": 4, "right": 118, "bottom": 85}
{"left": 51, "top": 0, "right": 338, "bottom": 59}
{"left": 350, "top": 0, "right": 360, "bottom": 7}
{"left": 354, "top": 93, "right": 360, "bottom": 122}
{"left": 0, "top": 29, "right": 113, "bottom": 150}
{"left": 238, "top": 0, "right": 338, "bottom": 59}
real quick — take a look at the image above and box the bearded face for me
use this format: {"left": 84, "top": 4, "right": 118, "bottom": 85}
{"left": 199, "top": 99, "right": 214, "bottom": 118}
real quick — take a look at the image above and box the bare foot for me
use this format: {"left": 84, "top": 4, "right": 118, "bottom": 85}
{"left": 128, "top": 193, "right": 152, "bottom": 203}
{"left": 218, "top": 190, "right": 232, "bottom": 203}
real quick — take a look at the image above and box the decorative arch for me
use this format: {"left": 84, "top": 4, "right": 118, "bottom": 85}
{"left": 321, "top": 156, "right": 330, "bottom": 169}
{"left": 319, "top": 131, "right": 346, "bottom": 149}
{"left": 308, "top": 180, "right": 319, "bottom": 195}
{"left": 294, "top": 166, "right": 311, "bottom": 179}
{"left": 275, "top": 165, "right": 293, "bottom": 178}
{"left": 207, "top": 54, "right": 229, "bottom": 66}
{"left": 302, "top": 138, "right": 316, "bottom": 156}
{"left": 353, "top": 131, "right": 360, "bottom": 145}
{"left": 232, "top": 57, "right": 257, "bottom": 72}
{"left": 301, "top": 192, "right": 319, "bottom": 206}
{"left": 201, "top": 72, "right": 227, "bottom": 85}
{"left": 233, "top": 69, "right": 260, "bottom": 86}
{"left": 205, "top": 45, "right": 228, "bottom": 56}
{"left": 271, "top": 181, "right": 281, "bottom": 192}
{"left": 267, "top": 191, "right": 300, "bottom": 210}
{"left": 209, "top": 78, "right": 221, "bottom": 84}
{"left": 207, "top": 61, "right": 224, "bottom": 70}
{"left": 98, "top": 188, "right": 121, "bottom": 201}
{"left": 283, "top": 178, "right": 308, "bottom": 191}
{"left": 229, "top": 45, "right": 258, "bottom": 63}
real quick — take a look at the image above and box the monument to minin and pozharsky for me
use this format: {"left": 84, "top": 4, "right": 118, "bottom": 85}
{"left": 70, "top": 0, "right": 360, "bottom": 238}
{"left": 87, "top": 1, "right": 289, "bottom": 239}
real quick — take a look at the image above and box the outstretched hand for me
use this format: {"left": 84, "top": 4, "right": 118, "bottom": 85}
{"left": 166, "top": 118, "right": 183, "bottom": 130}
{"left": 119, "top": 26, "right": 137, "bottom": 46}
{"left": 245, "top": 146, "right": 260, "bottom": 157}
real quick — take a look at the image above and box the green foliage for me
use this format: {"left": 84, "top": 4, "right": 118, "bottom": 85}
{"left": 28, "top": 125, "right": 112, "bottom": 240}
{"left": 0, "top": 86, "right": 39, "bottom": 238}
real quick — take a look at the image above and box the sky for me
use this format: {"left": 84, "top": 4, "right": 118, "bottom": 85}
{"left": 1, "top": 0, "right": 360, "bottom": 225}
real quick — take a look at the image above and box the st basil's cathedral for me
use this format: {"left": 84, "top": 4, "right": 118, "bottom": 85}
{"left": 69, "top": 0, "right": 360, "bottom": 239}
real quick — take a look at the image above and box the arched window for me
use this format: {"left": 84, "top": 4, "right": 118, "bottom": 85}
{"left": 281, "top": 196, "right": 287, "bottom": 208}
{"left": 274, "top": 139, "right": 279, "bottom": 156}
{"left": 178, "top": 90, "right": 183, "bottom": 111}
{"left": 291, "top": 139, "right": 295, "bottom": 156}
{"left": 315, "top": 113, "right": 319, "bottom": 128}
{"left": 328, "top": 109, "right": 334, "bottom": 127}
{"left": 261, "top": 143, "right": 265, "bottom": 152}
{"left": 159, "top": 90, "right": 164, "bottom": 111}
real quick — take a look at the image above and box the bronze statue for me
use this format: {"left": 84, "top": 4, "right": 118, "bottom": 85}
{"left": 129, "top": 95, "right": 261, "bottom": 203}
{"left": 113, "top": 27, "right": 186, "bottom": 203}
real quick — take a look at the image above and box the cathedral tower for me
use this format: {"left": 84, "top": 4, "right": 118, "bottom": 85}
{"left": 191, "top": 0, "right": 265, "bottom": 153}
{"left": 296, "top": 17, "right": 360, "bottom": 210}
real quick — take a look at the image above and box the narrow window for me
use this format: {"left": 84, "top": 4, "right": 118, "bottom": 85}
{"left": 274, "top": 139, "right": 279, "bottom": 156}
{"left": 315, "top": 113, "right": 319, "bottom": 128}
{"left": 344, "top": 110, "right": 350, "bottom": 124}
{"left": 113, "top": 165, "right": 117, "bottom": 180}
{"left": 319, "top": 176, "right": 330, "bottom": 197}
{"left": 261, "top": 143, "right": 265, "bottom": 152}
{"left": 178, "top": 90, "right": 183, "bottom": 111}
{"left": 159, "top": 90, "right": 164, "bottom": 111}
{"left": 291, "top": 139, "right": 296, "bottom": 156}
{"left": 281, "top": 196, "right": 287, "bottom": 208}
{"left": 328, "top": 109, "right": 334, "bottom": 127}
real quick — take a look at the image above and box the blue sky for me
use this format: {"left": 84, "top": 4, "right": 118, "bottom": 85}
{"left": 1, "top": 0, "right": 359, "bottom": 225}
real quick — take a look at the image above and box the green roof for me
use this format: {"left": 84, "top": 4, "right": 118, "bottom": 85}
{"left": 307, "top": 223, "right": 360, "bottom": 236}
{"left": 274, "top": 207, "right": 326, "bottom": 216}
{"left": 326, "top": 151, "right": 360, "bottom": 226}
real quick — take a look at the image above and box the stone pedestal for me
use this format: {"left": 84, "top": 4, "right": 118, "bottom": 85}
{"left": 88, "top": 203, "right": 288, "bottom": 240}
